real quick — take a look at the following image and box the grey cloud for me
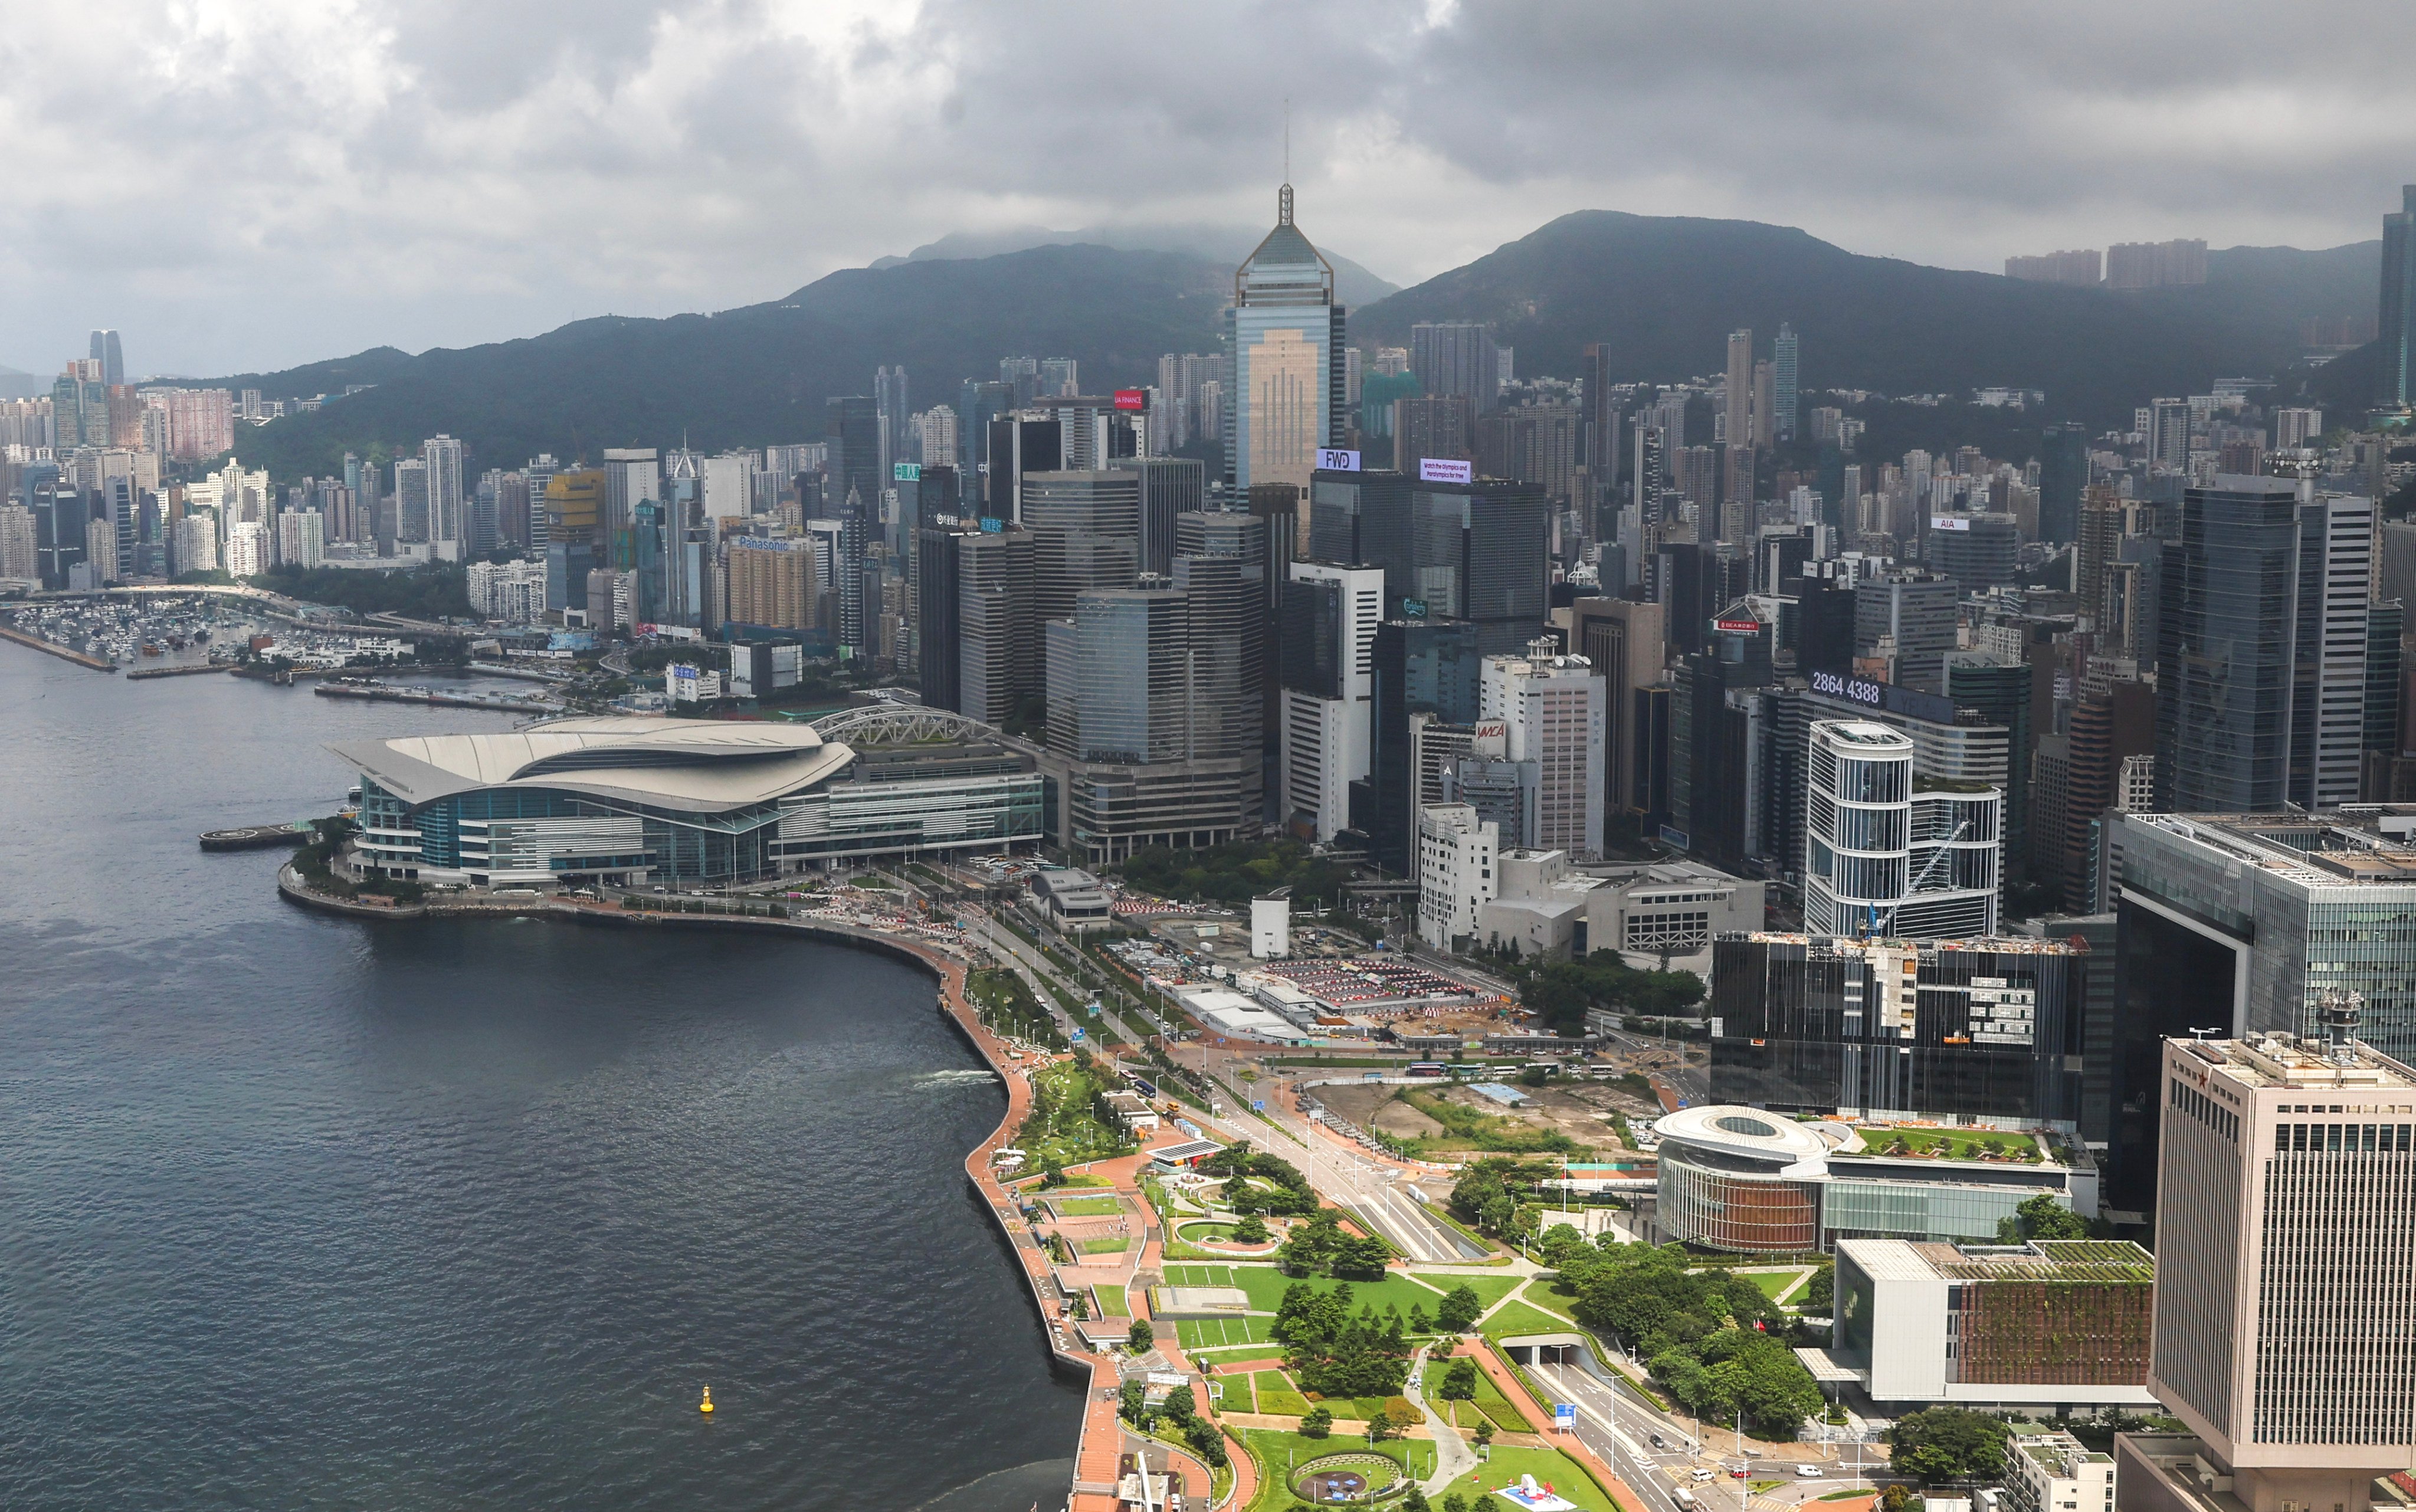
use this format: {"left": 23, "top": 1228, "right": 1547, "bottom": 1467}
{"left": 2, "top": 0, "right": 2408, "bottom": 376}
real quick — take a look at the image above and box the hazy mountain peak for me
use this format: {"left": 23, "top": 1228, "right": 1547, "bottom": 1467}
{"left": 869, "top": 222, "right": 1401, "bottom": 310}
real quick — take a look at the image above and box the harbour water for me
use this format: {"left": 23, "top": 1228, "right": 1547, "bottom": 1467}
{"left": 0, "top": 644, "right": 1082, "bottom": 1509}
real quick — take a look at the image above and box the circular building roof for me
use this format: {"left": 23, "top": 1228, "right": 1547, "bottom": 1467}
{"left": 1653, "top": 1105, "right": 1859, "bottom": 1171}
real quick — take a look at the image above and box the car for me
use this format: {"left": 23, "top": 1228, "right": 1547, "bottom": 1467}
{"left": 1690, "top": 1470, "right": 1713, "bottom": 1483}
{"left": 1795, "top": 1465, "right": 1824, "bottom": 1479}
{"left": 1729, "top": 1468, "right": 1748, "bottom": 1480}
{"left": 1650, "top": 1434, "right": 1667, "bottom": 1449}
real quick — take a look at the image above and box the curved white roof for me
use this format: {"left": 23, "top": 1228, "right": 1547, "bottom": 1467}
{"left": 329, "top": 716, "right": 855, "bottom": 814}
{"left": 1653, "top": 1106, "right": 1861, "bottom": 1173}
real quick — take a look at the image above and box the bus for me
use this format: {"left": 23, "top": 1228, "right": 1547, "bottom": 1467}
{"left": 1405, "top": 1062, "right": 1449, "bottom": 1078}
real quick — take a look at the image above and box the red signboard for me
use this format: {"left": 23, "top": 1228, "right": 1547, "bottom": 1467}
{"left": 1113, "top": 388, "right": 1148, "bottom": 411}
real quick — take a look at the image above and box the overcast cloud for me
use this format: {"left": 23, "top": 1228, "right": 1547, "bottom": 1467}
{"left": 9, "top": 0, "right": 2416, "bottom": 377}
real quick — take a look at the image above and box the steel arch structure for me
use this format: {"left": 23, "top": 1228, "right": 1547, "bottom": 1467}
{"left": 807, "top": 704, "right": 1000, "bottom": 745}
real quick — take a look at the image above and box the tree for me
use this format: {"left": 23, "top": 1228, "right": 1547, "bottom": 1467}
{"left": 1120, "top": 1380, "right": 1148, "bottom": 1422}
{"left": 1184, "top": 1418, "right": 1229, "bottom": 1468}
{"left": 1442, "top": 1495, "right": 1472, "bottom": 1512}
{"left": 1803, "top": 1264, "right": 1834, "bottom": 1314}
{"left": 1300, "top": 1405, "right": 1333, "bottom": 1439}
{"left": 1473, "top": 1421, "right": 1495, "bottom": 1448}
{"left": 1366, "top": 1408, "right": 1399, "bottom": 1443}
{"left": 1439, "top": 1357, "right": 1480, "bottom": 1401}
{"left": 1435, "top": 1284, "right": 1483, "bottom": 1333}
{"left": 1994, "top": 1192, "right": 2089, "bottom": 1244}
{"left": 1880, "top": 1487, "right": 1917, "bottom": 1512}
{"left": 1128, "top": 1319, "right": 1155, "bottom": 1353}
{"left": 1403, "top": 1487, "right": 1431, "bottom": 1512}
{"left": 1161, "top": 1382, "right": 1195, "bottom": 1425}
{"left": 1232, "top": 1212, "right": 1272, "bottom": 1244}
{"left": 1408, "top": 1304, "right": 1431, "bottom": 1334}
{"left": 1887, "top": 1408, "right": 2011, "bottom": 1483}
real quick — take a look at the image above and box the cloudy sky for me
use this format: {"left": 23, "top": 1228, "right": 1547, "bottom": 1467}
{"left": 9, "top": 0, "right": 2414, "bottom": 378}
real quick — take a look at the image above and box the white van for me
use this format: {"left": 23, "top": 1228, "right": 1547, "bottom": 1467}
{"left": 1689, "top": 1469, "right": 1715, "bottom": 1483}
{"left": 1795, "top": 1465, "right": 1824, "bottom": 1479}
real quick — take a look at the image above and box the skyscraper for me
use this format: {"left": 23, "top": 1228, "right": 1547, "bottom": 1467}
{"left": 874, "top": 366, "right": 909, "bottom": 478}
{"left": 1106, "top": 455, "right": 1204, "bottom": 578}
{"left": 2037, "top": 422, "right": 2088, "bottom": 544}
{"left": 1770, "top": 324, "right": 1798, "bottom": 443}
{"left": 1022, "top": 470, "right": 1141, "bottom": 631}
{"left": 1725, "top": 329, "right": 1754, "bottom": 447}
{"left": 1223, "top": 184, "right": 1348, "bottom": 494}
{"left": 1801, "top": 719, "right": 2001, "bottom": 939}
{"left": 1279, "top": 560, "right": 1383, "bottom": 842}
{"left": 1482, "top": 640, "right": 1607, "bottom": 859}
{"left": 1392, "top": 394, "right": 1473, "bottom": 480}
{"left": 1409, "top": 475, "right": 1550, "bottom": 653}
{"left": 422, "top": 434, "right": 465, "bottom": 560}
{"left": 2155, "top": 476, "right": 2303, "bottom": 812}
{"left": 2134, "top": 1027, "right": 2416, "bottom": 1512}
{"left": 2385, "top": 186, "right": 2416, "bottom": 408}
{"left": 1565, "top": 597, "right": 1666, "bottom": 829}
{"left": 1172, "top": 510, "right": 1268, "bottom": 792}
{"left": 1409, "top": 323, "right": 1500, "bottom": 412}
{"left": 1355, "top": 616, "right": 1483, "bottom": 876}
{"left": 2289, "top": 490, "right": 2375, "bottom": 810}
{"left": 88, "top": 329, "right": 124, "bottom": 388}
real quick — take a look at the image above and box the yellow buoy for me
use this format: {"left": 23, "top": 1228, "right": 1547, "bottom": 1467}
{"left": 700, "top": 1385, "right": 714, "bottom": 1415}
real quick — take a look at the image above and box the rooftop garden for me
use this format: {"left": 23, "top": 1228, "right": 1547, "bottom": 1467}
{"left": 1845, "top": 1126, "right": 2045, "bottom": 1163}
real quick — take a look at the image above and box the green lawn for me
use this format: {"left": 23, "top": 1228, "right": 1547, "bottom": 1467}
{"left": 1482, "top": 1299, "right": 1582, "bottom": 1340}
{"left": 1408, "top": 1272, "right": 1527, "bottom": 1311}
{"left": 1168, "top": 1263, "right": 1470, "bottom": 1320}
{"left": 1434, "top": 1353, "right": 1535, "bottom": 1434}
{"left": 1439, "top": 1445, "right": 1622, "bottom": 1512}
{"left": 1250, "top": 1372, "right": 1312, "bottom": 1417}
{"left": 1213, "top": 1372, "right": 1257, "bottom": 1413}
{"left": 1176, "top": 1315, "right": 1279, "bottom": 1350}
{"left": 1852, "top": 1126, "right": 2041, "bottom": 1162}
{"left": 1082, "top": 1236, "right": 1133, "bottom": 1255}
{"left": 1053, "top": 1196, "right": 1124, "bottom": 1216}
{"left": 1517, "top": 1278, "right": 1584, "bottom": 1323}
{"left": 1095, "top": 1285, "right": 1130, "bottom": 1318}
{"left": 1736, "top": 1267, "right": 1810, "bottom": 1301}
{"left": 1241, "top": 1431, "right": 1412, "bottom": 1512}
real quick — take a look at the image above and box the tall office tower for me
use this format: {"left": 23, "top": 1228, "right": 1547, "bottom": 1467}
{"left": 997, "top": 356, "right": 1039, "bottom": 408}
{"left": 2060, "top": 678, "right": 2155, "bottom": 913}
{"left": 1172, "top": 510, "right": 1269, "bottom": 796}
{"left": 1354, "top": 618, "right": 1483, "bottom": 875}
{"left": 1802, "top": 719, "right": 2001, "bottom": 939}
{"left": 1770, "top": 324, "right": 1798, "bottom": 442}
{"left": 984, "top": 414, "right": 1064, "bottom": 522}
{"left": 1415, "top": 802, "right": 1499, "bottom": 950}
{"left": 1926, "top": 511, "right": 2018, "bottom": 592}
{"left": 2131, "top": 1029, "right": 2416, "bottom": 1512}
{"left": 469, "top": 472, "right": 499, "bottom": 557}
{"left": 493, "top": 471, "right": 530, "bottom": 549}
{"left": 914, "top": 523, "right": 976, "bottom": 712}
{"left": 825, "top": 395, "right": 881, "bottom": 524}
{"left": 1474, "top": 404, "right": 1581, "bottom": 505}
{"left": 723, "top": 537, "right": 816, "bottom": 631}
{"left": 914, "top": 406, "right": 960, "bottom": 475}
{"left": 2154, "top": 476, "right": 2303, "bottom": 811}
{"left": 1022, "top": 470, "right": 1141, "bottom": 636}
{"left": 1279, "top": 560, "right": 1384, "bottom": 841}
{"left": 1410, "top": 474, "right": 1550, "bottom": 653}
{"left": 2071, "top": 484, "right": 2125, "bottom": 623}
{"left": 421, "top": 434, "right": 465, "bottom": 559}
{"left": 599, "top": 448, "right": 660, "bottom": 546}
{"left": 1945, "top": 652, "right": 2035, "bottom": 881}
{"left": 1392, "top": 393, "right": 1474, "bottom": 480}
{"left": 701, "top": 452, "right": 757, "bottom": 523}
{"left": 1037, "top": 357, "right": 1077, "bottom": 398}
{"left": 1752, "top": 361, "right": 1775, "bottom": 452}
{"left": 2383, "top": 186, "right": 2416, "bottom": 407}
{"left": 1854, "top": 570, "right": 1959, "bottom": 694}
{"left": 958, "top": 379, "right": 1015, "bottom": 481}
{"left": 874, "top": 365, "right": 909, "bottom": 477}
{"left": 1408, "top": 322, "right": 1501, "bottom": 412}
{"left": 1724, "top": 329, "right": 1754, "bottom": 447}
{"left": 1709, "top": 934, "right": 2085, "bottom": 1123}
{"left": 1579, "top": 343, "right": 1620, "bottom": 507}
{"left": 1028, "top": 393, "right": 1143, "bottom": 471}
{"left": 2037, "top": 422, "right": 2088, "bottom": 543}
{"left": 89, "top": 329, "right": 124, "bottom": 388}
{"left": 2362, "top": 599, "right": 2404, "bottom": 801}
{"left": 1482, "top": 639, "right": 1607, "bottom": 859}
{"left": 2287, "top": 490, "right": 2375, "bottom": 809}
{"left": 1308, "top": 463, "right": 1415, "bottom": 596}
{"left": 953, "top": 526, "right": 1037, "bottom": 726}
{"left": 1222, "top": 183, "right": 1348, "bottom": 493}
{"left": 393, "top": 458, "right": 431, "bottom": 543}
{"left": 1720, "top": 443, "right": 1755, "bottom": 545}
{"left": 1565, "top": 598, "right": 1667, "bottom": 827}
{"left": 2146, "top": 398, "right": 2191, "bottom": 471}
{"left": 1038, "top": 584, "right": 1258, "bottom": 864}
{"left": 521, "top": 455, "right": 558, "bottom": 549}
